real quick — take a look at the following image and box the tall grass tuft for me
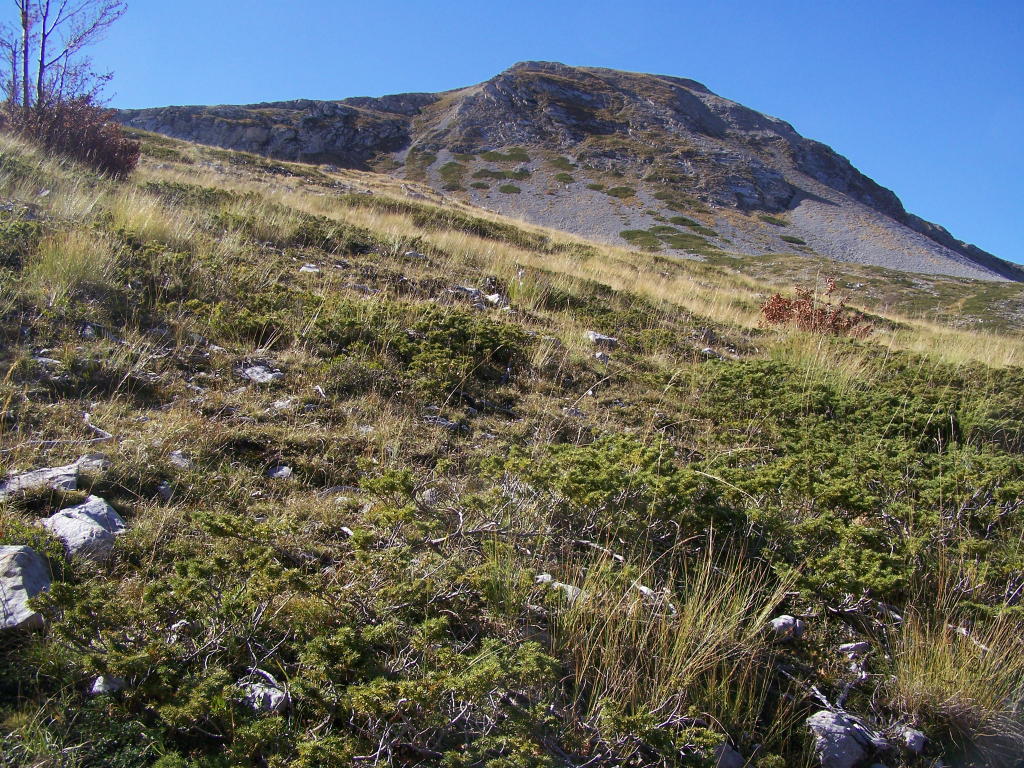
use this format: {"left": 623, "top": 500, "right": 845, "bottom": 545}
{"left": 24, "top": 229, "right": 116, "bottom": 306}
{"left": 552, "top": 547, "right": 796, "bottom": 734}
{"left": 886, "top": 609, "right": 1024, "bottom": 762}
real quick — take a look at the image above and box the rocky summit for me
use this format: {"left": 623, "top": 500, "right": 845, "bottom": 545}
{"left": 118, "top": 61, "right": 1020, "bottom": 281}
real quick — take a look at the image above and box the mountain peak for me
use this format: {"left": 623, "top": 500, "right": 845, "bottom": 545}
{"left": 115, "top": 64, "right": 1021, "bottom": 281}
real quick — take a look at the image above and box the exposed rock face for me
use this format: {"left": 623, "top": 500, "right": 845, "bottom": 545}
{"left": 118, "top": 93, "right": 440, "bottom": 168}
{"left": 116, "top": 61, "right": 1021, "bottom": 282}
{"left": 0, "top": 546, "right": 51, "bottom": 631}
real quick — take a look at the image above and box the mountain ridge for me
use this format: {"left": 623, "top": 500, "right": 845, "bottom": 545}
{"left": 116, "top": 61, "right": 1021, "bottom": 282}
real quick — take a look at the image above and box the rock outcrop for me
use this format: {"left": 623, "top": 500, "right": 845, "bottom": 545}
{"left": 116, "top": 62, "right": 1022, "bottom": 282}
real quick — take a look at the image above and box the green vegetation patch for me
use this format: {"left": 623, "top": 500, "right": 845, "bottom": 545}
{"left": 480, "top": 147, "right": 531, "bottom": 163}
{"left": 780, "top": 234, "right": 807, "bottom": 245}
{"left": 438, "top": 161, "right": 466, "bottom": 191}
{"left": 554, "top": 173, "right": 575, "bottom": 183}
{"left": 605, "top": 186, "right": 636, "bottom": 199}
{"left": 549, "top": 156, "right": 577, "bottom": 171}
{"left": 620, "top": 229, "right": 662, "bottom": 250}
{"left": 472, "top": 168, "right": 531, "bottom": 181}
{"left": 587, "top": 183, "right": 605, "bottom": 191}
{"left": 469, "top": 181, "right": 489, "bottom": 189}
{"left": 759, "top": 214, "right": 790, "bottom": 227}
{"left": 498, "top": 184, "right": 522, "bottom": 194}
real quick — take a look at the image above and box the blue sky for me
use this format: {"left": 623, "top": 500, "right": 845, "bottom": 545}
{"left": 93, "top": 0, "right": 1023, "bottom": 264}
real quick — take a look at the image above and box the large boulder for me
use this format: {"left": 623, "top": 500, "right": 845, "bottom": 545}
{"left": 41, "top": 496, "right": 126, "bottom": 560}
{"left": 806, "top": 710, "right": 873, "bottom": 768}
{"left": 0, "top": 546, "right": 51, "bottom": 630}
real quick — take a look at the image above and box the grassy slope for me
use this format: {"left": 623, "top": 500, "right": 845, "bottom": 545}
{"left": 0, "top": 130, "right": 1022, "bottom": 767}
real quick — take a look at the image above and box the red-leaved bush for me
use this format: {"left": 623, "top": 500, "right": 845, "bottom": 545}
{"left": 761, "top": 277, "right": 873, "bottom": 338}
{"left": 3, "top": 99, "right": 140, "bottom": 178}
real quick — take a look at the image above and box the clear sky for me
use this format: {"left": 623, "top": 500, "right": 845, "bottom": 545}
{"left": 90, "top": 0, "right": 1023, "bottom": 264}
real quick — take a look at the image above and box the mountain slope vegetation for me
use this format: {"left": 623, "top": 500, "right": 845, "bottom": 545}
{"left": 0, "top": 129, "right": 1023, "bottom": 768}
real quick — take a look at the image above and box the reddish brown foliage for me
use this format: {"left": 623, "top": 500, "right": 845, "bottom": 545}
{"left": 4, "top": 99, "right": 139, "bottom": 178}
{"left": 761, "top": 277, "right": 873, "bottom": 338}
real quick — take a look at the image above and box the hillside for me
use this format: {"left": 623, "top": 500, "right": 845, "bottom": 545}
{"left": 1, "top": 128, "right": 1023, "bottom": 768}
{"left": 117, "top": 61, "right": 1023, "bottom": 283}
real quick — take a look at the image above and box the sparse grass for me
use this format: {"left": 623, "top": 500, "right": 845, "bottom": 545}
{"left": 780, "top": 234, "right": 807, "bottom": 245}
{"left": 759, "top": 214, "right": 789, "bottom": 227}
{"left": 498, "top": 184, "right": 521, "bottom": 194}
{"left": 549, "top": 156, "right": 576, "bottom": 171}
{"left": 554, "top": 172, "right": 574, "bottom": 183}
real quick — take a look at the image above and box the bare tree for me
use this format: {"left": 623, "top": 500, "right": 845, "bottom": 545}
{"left": 1, "top": 0, "right": 125, "bottom": 108}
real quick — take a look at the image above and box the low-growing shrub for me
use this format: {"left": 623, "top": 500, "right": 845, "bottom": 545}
{"left": 761, "top": 277, "right": 872, "bottom": 338}
{"left": 4, "top": 100, "right": 140, "bottom": 177}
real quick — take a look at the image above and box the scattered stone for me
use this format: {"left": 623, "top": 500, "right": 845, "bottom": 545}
{"left": 240, "top": 670, "right": 290, "bottom": 713}
{"left": 0, "top": 546, "right": 51, "bottom": 631}
{"left": 701, "top": 347, "right": 722, "bottom": 359}
{"left": 806, "top": 711, "right": 873, "bottom": 768}
{"left": 423, "top": 415, "right": 468, "bottom": 433}
{"left": 76, "top": 453, "right": 111, "bottom": 474}
{"left": 240, "top": 362, "right": 283, "bottom": 384}
{"left": 769, "top": 614, "right": 806, "bottom": 640}
{"left": 838, "top": 641, "right": 871, "bottom": 656}
{"left": 33, "top": 356, "right": 61, "bottom": 367}
{"left": 168, "top": 450, "right": 191, "bottom": 469}
{"left": 90, "top": 675, "right": 126, "bottom": 695}
{"left": 403, "top": 250, "right": 427, "bottom": 260}
{"left": 271, "top": 398, "right": 295, "bottom": 410}
{"left": 562, "top": 406, "right": 585, "bottom": 418}
{"left": 0, "top": 462, "right": 77, "bottom": 496}
{"left": 536, "top": 573, "right": 584, "bottom": 603}
{"left": 0, "top": 453, "right": 111, "bottom": 498}
{"left": 41, "top": 495, "right": 127, "bottom": 560}
{"left": 714, "top": 742, "right": 745, "bottom": 768}
{"left": 483, "top": 292, "right": 506, "bottom": 306}
{"left": 156, "top": 481, "right": 174, "bottom": 501}
{"left": 585, "top": 330, "right": 619, "bottom": 349}
{"left": 266, "top": 465, "right": 293, "bottom": 480}
{"left": 594, "top": 351, "right": 610, "bottom": 364}
{"left": 299, "top": 263, "right": 321, "bottom": 274}
{"left": 898, "top": 726, "right": 926, "bottom": 755}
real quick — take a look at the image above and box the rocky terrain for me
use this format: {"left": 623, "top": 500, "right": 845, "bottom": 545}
{"left": 117, "top": 61, "right": 1021, "bottom": 282}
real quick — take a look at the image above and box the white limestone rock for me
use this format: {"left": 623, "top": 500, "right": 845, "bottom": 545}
{"left": 0, "top": 546, "right": 51, "bottom": 631}
{"left": 41, "top": 495, "right": 126, "bottom": 560}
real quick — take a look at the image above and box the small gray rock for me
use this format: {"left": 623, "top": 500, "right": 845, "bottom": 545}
{"left": 266, "top": 465, "right": 293, "bottom": 480}
{"left": 714, "top": 742, "right": 745, "bottom": 768}
{"left": 806, "top": 710, "right": 872, "bottom": 768}
{"left": 168, "top": 450, "right": 191, "bottom": 469}
{"left": 156, "top": 481, "right": 174, "bottom": 501}
{"left": 838, "top": 641, "right": 871, "bottom": 656}
{"left": 299, "top": 264, "right": 321, "bottom": 274}
{"left": 536, "top": 573, "right": 584, "bottom": 603}
{"left": 90, "top": 675, "right": 126, "bottom": 695}
{"left": 898, "top": 725, "right": 926, "bottom": 755}
{"left": 594, "top": 351, "right": 610, "bottom": 364}
{"left": 0, "top": 546, "right": 51, "bottom": 631}
{"left": 769, "top": 614, "right": 806, "bottom": 639}
{"left": 241, "top": 363, "right": 283, "bottom": 384}
{"left": 585, "top": 330, "right": 619, "bottom": 349}
{"left": 240, "top": 670, "right": 289, "bottom": 713}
